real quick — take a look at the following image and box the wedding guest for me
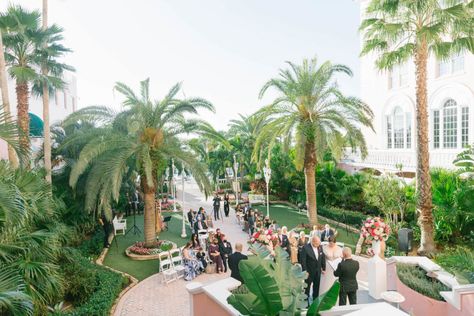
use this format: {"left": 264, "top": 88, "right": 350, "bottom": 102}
{"left": 297, "top": 231, "right": 307, "bottom": 264}
{"left": 208, "top": 237, "right": 224, "bottom": 273}
{"left": 224, "top": 193, "right": 230, "bottom": 217}
{"left": 219, "top": 234, "right": 233, "bottom": 273}
{"left": 213, "top": 193, "right": 221, "bottom": 221}
{"left": 98, "top": 210, "right": 113, "bottom": 248}
{"left": 263, "top": 216, "right": 271, "bottom": 229}
{"left": 215, "top": 228, "right": 223, "bottom": 243}
{"left": 301, "top": 236, "right": 326, "bottom": 303}
{"left": 183, "top": 242, "right": 203, "bottom": 281}
{"left": 191, "top": 233, "right": 201, "bottom": 249}
{"left": 187, "top": 209, "right": 194, "bottom": 225}
{"left": 280, "top": 226, "right": 290, "bottom": 255}
{"left": 270, "top": 220, "right": 279, "bottom": 230}
{"left": 228, "top": 243, "right": 248, "bottom": 283}
{"left": 310, "top": 225, "right": 321, "bottom": 239}
{"left": 289, "top": 231, "right": 299, "bottom": 264}
{"left": 247, "top": 210, "right": 256, "bottom": 236}
{"left": 334, "top": 247, "right": 359, "bottom": 305}
{"left": 321, "top": 224, "right": 335, "bottom": 242}
{"left": 320, "top": 236, "right": 343, "bottom": 295}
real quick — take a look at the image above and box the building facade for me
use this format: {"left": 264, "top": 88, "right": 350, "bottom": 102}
{"left": 342, "top": 0, "right": 474, "bottom": 176}
{"left": 0, "top": 72, "right": 78, "bottom": 159}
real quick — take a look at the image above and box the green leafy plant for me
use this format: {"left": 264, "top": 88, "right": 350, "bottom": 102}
{"left": 307, "top": 282, "right": 340, "bottom": 316}
{"left": 435, "top": 247, "right": 474, "bottom": 284}
{"left": 227, "top": 244, "right": 339, "bottom": 316}
{"left": 396, "top": 263, "right": 449, "bottom": 301}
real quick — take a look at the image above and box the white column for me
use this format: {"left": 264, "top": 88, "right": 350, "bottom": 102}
{"left": 368, "top": 255, "right": 387, "bottom": 299}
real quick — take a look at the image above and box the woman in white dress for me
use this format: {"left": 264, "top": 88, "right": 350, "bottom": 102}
{"left": 320, "top": 236, "right": 343, "bottom": 295}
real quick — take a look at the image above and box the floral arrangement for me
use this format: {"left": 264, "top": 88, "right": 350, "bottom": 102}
{"left": 249, "top": 229, "right": 279, "bottom": 246}
{"left": 160, "top": 201, "right": 181, "bottom": 211}
{"left": 128, "top": 240, "right": 174, "bottom": 256}
{"left": 360, "top": 217, "right": 391, "bottom": 242}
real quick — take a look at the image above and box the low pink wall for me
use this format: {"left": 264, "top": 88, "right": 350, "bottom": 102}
{"left": 192, "top": 292, "right": 233, "bottom": 316}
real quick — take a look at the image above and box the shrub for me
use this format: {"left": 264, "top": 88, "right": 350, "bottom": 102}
{"left": 318, "top": 206, "right": 368, "bottom": 227}
{"left": 435, "top": 247, "right": 474, "bottom": 284}
{"left": 396, "top": 263, "right": 449, "bottom": 301}
{"left": 61, "top": 253, "right": 98, "bottom": 305}
{"left": 76, "top": 227, "right": 105, "bottom": 259}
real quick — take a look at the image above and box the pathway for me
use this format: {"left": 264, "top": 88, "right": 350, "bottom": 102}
{"left": 113, "top": 179, "right": 250, "bottom": 316}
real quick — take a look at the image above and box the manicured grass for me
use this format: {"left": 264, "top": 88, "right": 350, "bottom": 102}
{"left": 103, "top": 212, "right": 191, "bottom": 281}
{"left": 254, "top": 203, "right": 359, "bottom": 248}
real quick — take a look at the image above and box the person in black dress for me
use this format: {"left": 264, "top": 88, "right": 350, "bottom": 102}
{"left": 224, "top": 193, "right": 230, "bottom": 217}
{"left": 213, "top": 193, "right": 221, "bottom": 221}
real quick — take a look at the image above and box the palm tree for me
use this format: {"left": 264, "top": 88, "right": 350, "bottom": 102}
{"left": 0, "top": 267, "right": 33, "bottom": 316}
{"left": 69, "top": 79, "right": 217, "bottom": 246}
{"left": 0, "top": 5, "right": 73, "bottom": 158}
{"left": 255, "top": 57, "right": 373, "bottom": 226}
{"left": 360, "top": 0, "right": 474, "bottom": 255}
{"left": 0, "top": 28, "right": 18, "bottom": 167}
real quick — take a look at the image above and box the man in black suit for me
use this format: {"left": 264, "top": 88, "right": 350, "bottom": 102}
{"left": 334, "top": 247, "right": 359, "bottom": 305}
{"left": 301, "top": 236, "right": 326, "bottom": 302}
{"left": 321, "top": 224, "right": 335, "bottom": 242}
{"left": 228, "top": 243, "right": 248, "bottom": 283}
{"left": 213, "top": 193, "right": 221, "bottom": 221}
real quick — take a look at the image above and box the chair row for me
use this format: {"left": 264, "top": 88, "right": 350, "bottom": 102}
{"left": 158, "top": 248, "right": 185, "bottom": 284}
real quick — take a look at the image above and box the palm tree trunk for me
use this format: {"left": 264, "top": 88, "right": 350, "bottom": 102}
{"left": 304, "top": 140, "right": 318, "bottom": 226}
{"left": 0, "top": 30, "right": 18, "bottom": 167}
{"left": 16, "top": 80, "right": 30, "bottom": 160}
{"left": 415, "top": 40, "right": 435, "bottom": 255}
{"left": 141, "top": 176, "right": 157, "bottom": 247}
{"left": 42, "top": 0, "right": 52, "bottom": 183}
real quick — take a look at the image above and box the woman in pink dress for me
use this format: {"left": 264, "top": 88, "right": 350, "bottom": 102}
{"left": 208, "top": 237, "right": 224, "bottom": 273}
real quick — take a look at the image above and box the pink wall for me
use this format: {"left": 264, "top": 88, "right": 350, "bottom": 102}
{"left": 192, "top": 292, "right": 233, "bottom": 316}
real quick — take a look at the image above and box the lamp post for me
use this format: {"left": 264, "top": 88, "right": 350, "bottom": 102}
{"left": 263, "top": 158, "right": 272, "bottom": 218}
{"left": 172, "top": 159, "right": 177, "bottom": 213}
{"left": 233, "top": 154, "right": 239, "bottom": 205}
{"left": 181, "top": 170, "right": 187, "bottom": 238}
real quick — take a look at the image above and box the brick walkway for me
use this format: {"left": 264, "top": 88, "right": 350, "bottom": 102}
{"left": 113, "top": 180, "right": 250, "bottom": 316}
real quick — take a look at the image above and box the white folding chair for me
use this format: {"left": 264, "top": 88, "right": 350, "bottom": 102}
{"left": 158, "top": 251, "right": 177, "bottom": 284}
{"left": 112, "top": 216, "right": 127, "bottom": 235}
{"left": 170, "top": 248, "right": 185, "bottom": 279}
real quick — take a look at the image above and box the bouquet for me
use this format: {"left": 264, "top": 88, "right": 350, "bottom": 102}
{"left": 360, "top": 217, "right": 391, "bottom": 242}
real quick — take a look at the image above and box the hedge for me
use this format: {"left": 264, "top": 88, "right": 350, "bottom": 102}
{"left": 318, "top": 206, "right": 369, "bottom": 227}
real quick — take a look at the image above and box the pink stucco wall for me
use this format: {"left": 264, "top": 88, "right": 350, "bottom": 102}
{"left": 192, "top": 292, "right": 233, "bottom": 316}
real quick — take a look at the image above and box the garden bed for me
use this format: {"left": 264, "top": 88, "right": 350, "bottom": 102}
{"left": 125, "top": 240, "right": 176, "bottom": 260}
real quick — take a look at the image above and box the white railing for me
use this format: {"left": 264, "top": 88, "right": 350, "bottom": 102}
{"left": 342, "top": 149, "right": 459, "bottom": 172}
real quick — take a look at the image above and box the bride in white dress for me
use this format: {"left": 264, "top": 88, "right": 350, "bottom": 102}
{"left": 320, "top": 236, "right": 343, "bottom": 295}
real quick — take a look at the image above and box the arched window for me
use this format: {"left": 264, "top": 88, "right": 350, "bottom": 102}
{"left": 386, "top": 106, "right": 412, "bottom": 149}
{"left": 433, "top": 99, "right": 469, "bottom": 149}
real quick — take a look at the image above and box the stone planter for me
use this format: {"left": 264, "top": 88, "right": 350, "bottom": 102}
{"left": 125, "top": 241, "right": 177, "bottom": 261}
{"left": 396, "top": 276, "right": 447, "bottom": 316}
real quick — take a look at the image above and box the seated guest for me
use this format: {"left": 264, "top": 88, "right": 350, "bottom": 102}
{"left": 280, "top": 226, "right": 290, "bottom": 254}
{"left": 263, "top": 216, "right": 271, "bottom": 229}
{"left": 228, "top": 243, "right": 248, "bottom": 283}
{"left": 270, "top": 220, "right": 279, "bottom": 230}
{"left": 208, "top": 237, "right": 224, "bottom": 273}
{"left": 297, "top": 231, "right": 307, "bottom": 264}
{"left": 191, "top": 233, "right": 200, "bottom": 249}
{"left": 321, "top": 224, "right": 335, "bottom": 242}
{"left": 219, "top": 234, "right": 233, "bottom": 273}
{"left": 182, "top": 242, "right": 203, "bottom": 281}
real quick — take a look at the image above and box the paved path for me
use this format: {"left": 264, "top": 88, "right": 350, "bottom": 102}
{"left": 113, "top": 179, "right": 250, "bottom": 316}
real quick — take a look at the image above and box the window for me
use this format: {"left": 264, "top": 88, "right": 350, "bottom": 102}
{"left": 386, "top": 106, "right": 412, "bottom": 149}
{"left": 462, "top": 107, "right": 469, "bottom": 147}
{"left": 438, "top": 54, "right": 464, "bottom": 77}
{"left": 433, "top": 110, "right": 440, "bottom": 149}
{"left": 388, "top": 63, "right": 408, "bottom": 89}
{"left": 393, "top": 107, "right": 405, "bottom": 148}
{"left": 443, "top": 99, "right": 458, "bottom": 148}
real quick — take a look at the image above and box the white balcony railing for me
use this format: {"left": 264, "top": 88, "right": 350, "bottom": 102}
{"left": 342, "top": 149, "right": 460, "bottom": 172}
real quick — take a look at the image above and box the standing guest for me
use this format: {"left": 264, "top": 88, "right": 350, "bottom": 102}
{"left": 271, "top": 220, "right": 279, "bottom": 231}
{"left": 247, "top": 210, "right": 256, "bottom": 236}
{"left": 310, "top": 225, "right": 321, "bottom": 239}
{"left": 228, "top": 243, "right": 248, "bottom": 283}
{"left": 219, "top": 234, "right": 233, "bottom": 273}
{"left": 280, "top": 226, "right": 290, "bottom": 255}
{"left": 132, "top": 190, "right": 140, "bottom": 215}
{"left": 213, "top": 193, "right": 221, "bottom": 221}
{"left": 125, "top": 192, "right": 132, "bottom": 217}
{"left": 334, "top": 247, "right": 359, "bottom": 306}
{"left": 182, "top": 242, "right": 203, "bottom": 281}
{"left": 187, "top": 209, "right": 195, "bottom": 225}
{"left": 301, "top": 236, "right": 326, "bottom": 303}
{"left": 208, "top": 238, "right": 224, "bottom": 273}
{"left": 98, "top": 210, "right": 113, "bottom": 248}
{"left": 321, "top": 224, "right": 335, "bottom": 242}
{"left": 289, "top": 231, "right": 299, "bottom": 264}
{"left": 297, "top": 231, "right": 307, "bottom": 264}
{"left": 263, "top": 216, "right": 271, "bottom": 229}
{"left": 224, "top": 193, "right": 230, "bottom": 217}
{"left": 215, "top": 228, "right": 223, "bottom": 243}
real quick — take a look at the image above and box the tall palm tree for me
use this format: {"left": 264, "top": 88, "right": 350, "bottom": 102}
{"left": 360, "top": 0, "right": 474, "bottom": 255}
{"left": 0, "top": 5, "right": 73, "bottom": 158}
{"left": 69, "top": 79, "right": 217, "bottom": 246}
{"left": 0, "top": 29, "right": 18, "bottom": 167}
{"left": 255, "top": 57, "right": 373, "bottom": 226}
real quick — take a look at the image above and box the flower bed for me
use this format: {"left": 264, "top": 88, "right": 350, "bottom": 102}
{"left": 125, "top": 240, "right": 176, "bottom": 260}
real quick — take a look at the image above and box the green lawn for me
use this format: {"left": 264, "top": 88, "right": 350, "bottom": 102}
{"left": 103, "top": 212, "right": 191, "bottom": 281}
{"left": 254, "top": 203, "right": 359, "bottom": 248}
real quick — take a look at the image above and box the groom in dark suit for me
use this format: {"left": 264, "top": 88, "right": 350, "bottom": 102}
{"left": 301, "top": 236, "right": 326, "bottom": 302}
{"left": 334, "top": 247, "right": 359, "bottom": 305}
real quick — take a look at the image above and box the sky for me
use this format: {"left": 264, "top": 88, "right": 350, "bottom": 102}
{"left": 2, "top": 0, "right": 362, "bottom": 131}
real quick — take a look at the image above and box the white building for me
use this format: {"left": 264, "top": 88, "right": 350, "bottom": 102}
{"left": 342, "top": 0, "right": 474, "bottom": 177}
{"left": 0, "top": 72, "right": 78, "bottom": 159}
